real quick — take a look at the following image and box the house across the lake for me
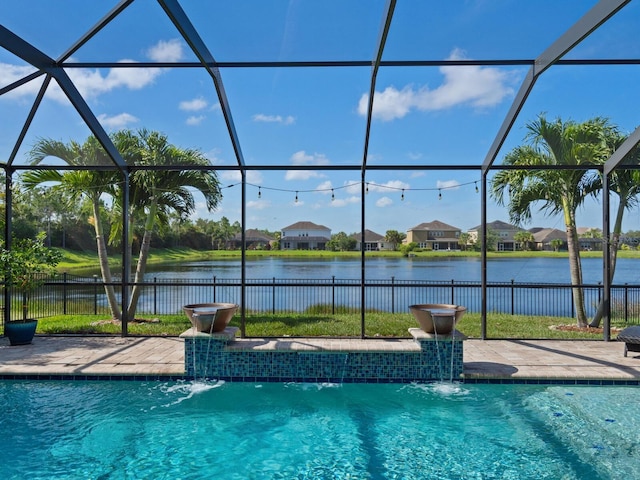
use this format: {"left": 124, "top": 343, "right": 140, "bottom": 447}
{"left": 228, "top": 229, "right": 275, "bottom": 250}
{"left": 468, "top": 220, "right": 523, "bottom": 251}
{"left": 351, "top": 229, "right": 393, "bottom": 251}
{"left": 280, "top": 221, "right": 331, "bottom": 250}
{"left": 405, "top": 220, "right": 461, "bottom": 251}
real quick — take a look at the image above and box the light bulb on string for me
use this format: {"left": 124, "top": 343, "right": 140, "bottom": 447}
{"left": 401, "top": 189, "right": 405, "bottom": 201}
{"left": 331, "top": 189, "right": 335, "bottom": 201}
{"left": 258, "top": 187, "right": 261, "bottom": 199}
{"left": 475, "top": 182, "right": 479, "bottom": 193}
{"left": 295, "top": 191, "right": 298, "bottom": 203}
{"left": 438, "top": 189, "right": 442, "bottom": 200}
{"left": 365, "top": 183, "right": 369, "bottom": 194}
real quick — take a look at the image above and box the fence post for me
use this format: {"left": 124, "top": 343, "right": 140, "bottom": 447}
{"left": 63, "top": 272, "right": 68, "bottom": 315}
{"left": 153, "top": 277, "right": 158, "bottom": 315}
{"left": 511, "top": 279, "right": 515, "bottom": 315}
{"left": 624, "top": 283, "right": 629, "bottom": 324}
{"left": 332, "top": 276, "right": 335, "bottom": 315}
{"left": 272, "top": 277, "right": 276, "bottom": 314}
{"left": 391, "top": 276, "right": 395, "bottom": 314}
{"left": 451, "top": 279, "right": 455, "bottom": 304}
{"left": 93, "top": 275, "right": 98, "bottom": 315}
{"left": 213, "top": 276, "right": 216, "bottom": 303}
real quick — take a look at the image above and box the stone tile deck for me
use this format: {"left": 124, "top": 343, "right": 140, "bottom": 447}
{"left": 0, "top": 335, "right": 639, "bottom": 381}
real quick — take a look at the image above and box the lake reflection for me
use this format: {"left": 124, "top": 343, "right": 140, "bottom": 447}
{"left": 144, "top": 256, "right": 640, "bottom": 285}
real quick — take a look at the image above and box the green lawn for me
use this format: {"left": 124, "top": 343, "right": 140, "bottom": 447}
{"left": 35, "top": 311, "right": 627, "bottom": 340}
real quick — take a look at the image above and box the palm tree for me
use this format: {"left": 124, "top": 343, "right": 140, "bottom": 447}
{"left": 513, "top": 230, "right": 534, "bottom": 251}
{"left": 25, "top": 137, "right": 123, "bottom": 320}
{"left": 491, "top": 115, "right": 612, "bottom": 327}
{"left": 385, "top": 230, "right": 406, "bottom": 251}
{"left": 25, "top": 130, "right": 223, "bottom": 323}
{"left": 120, "top": 129, "right": 222, "bottom": 321}
{"left": 589, "top": 134, "right": 640, "bottom": 327}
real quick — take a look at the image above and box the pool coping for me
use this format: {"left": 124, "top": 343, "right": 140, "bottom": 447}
{"left": 0, "top": 334, "right": 638, "bottom": 385}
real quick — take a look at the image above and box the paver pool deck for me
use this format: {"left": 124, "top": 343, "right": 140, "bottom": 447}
{"left": 1, "top": 335, "right": 639, "bottom": 381}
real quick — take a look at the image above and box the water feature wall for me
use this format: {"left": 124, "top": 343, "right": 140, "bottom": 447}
{"left": 181, "top": 328, "right": 464, "bottom": 382}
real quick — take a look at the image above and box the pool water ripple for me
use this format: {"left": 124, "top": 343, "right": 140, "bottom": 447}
{"left": 0, "top": 381, "right": 638, "bottom": 479}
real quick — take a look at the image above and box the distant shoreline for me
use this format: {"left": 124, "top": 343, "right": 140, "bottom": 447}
{"left": 59, "top": 247, "right": 639, "bottom": 272}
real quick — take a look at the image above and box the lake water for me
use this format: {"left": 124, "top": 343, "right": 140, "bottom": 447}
{"left": 145, "top": 256, "right": 640, "bottom": 285}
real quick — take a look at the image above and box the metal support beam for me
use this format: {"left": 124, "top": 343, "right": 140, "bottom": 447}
{"left": 158, "top": 0, "right": 246, "bottom": 169}
{"left": 7, "top": 75, "right": 52, "bottom": 166}
{"left": 604, "top": 125, "right": 640, "bottom": 175}
{"left": 0, "top": 24, "right": 127, "bottom": 170}
{"left": 481, "top": 0, "right": 630, "bottom": 173}
{"left": 58, "top": 0, "right": 135, "bottom": 62}
{"left": 602, "top": 174, "right": 611, "bottom": 341}
{"left": 361, "top": 0, "right": 396, "bottom": 172}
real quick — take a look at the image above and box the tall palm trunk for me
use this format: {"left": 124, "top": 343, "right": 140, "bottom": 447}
{"left": 92, "top": 196, "right": 121, "bottom": 321}
{"left": 589, "top": 198, "right": 625, "bottom": 327}
{"left": 126, "top": 200, "right": 157, "bottom": 321}
{"left": 564, "top": 198, "right": 588, "bottom": 327}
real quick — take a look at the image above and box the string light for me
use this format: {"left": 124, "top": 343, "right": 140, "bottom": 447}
{"left": 235, "top": 179, "right": 482, "bottom": 199}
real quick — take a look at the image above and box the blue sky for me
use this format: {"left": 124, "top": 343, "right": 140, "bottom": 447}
{"left": 2, "top": 0, "right": 640, "bottom": 236}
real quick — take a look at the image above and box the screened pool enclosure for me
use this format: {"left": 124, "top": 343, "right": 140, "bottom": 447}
{"left": 1, "top": 0, "right": 639, "bottom": 339}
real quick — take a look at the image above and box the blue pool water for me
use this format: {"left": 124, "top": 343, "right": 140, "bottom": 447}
{"left": 0, "top": 381, "right": 638, "bottom": 479}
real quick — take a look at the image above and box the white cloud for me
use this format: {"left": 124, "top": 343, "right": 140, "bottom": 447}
{"left": 1, "top": 39, "right": 183, "bottom": 104}
{"left": 180, "top": 97, "right": 208, "bottom": 111}
{"left": 0, "top": 64, "right": 39, "bottom": 99}
{"left": 97, "top": 112, "right": 139, "bottom": 129}
{"left": 344, "top": 181, "right": 362, "bottom": 195}
{"left": 331, "top": 196, "right": 359, "bottom": 207}
{"left": 436, "top": 179, "right": 461, "bottom": 190}
{"left": 147, "top": 39, "right": 184, "bottom": 62}
{"left": 247, "top": 199, "right": 271, "bottom": 210}
{"left": 408, "top": 152, "right": 423, "bottom": 161}
{"left": 316, "top": 180, "right": 333, "bottom": 194}
{"left": 367, "top": 179, "right": 410, "bottom": 193}
{"left": 358, "top": 48, "right": 515, "bottom": 121}
{"left": 253, "top": 113, "right": 295, "bottom": 125}
{"left": 220, "top": 170, "right": 263, "bottom": 185}
{"left": 285, "top": 150, "right": 329, "bottom": 181}
{"left": 186, "top": 115, "right": 205, "bottom": 125}
{"left": 376, "top": 196, "right": 393, "bottom": 207}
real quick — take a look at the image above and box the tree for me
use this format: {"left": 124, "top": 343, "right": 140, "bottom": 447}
{"left": 514, "top": 230, "right": 534, "bottom": 251}
{"left": 491, "top": 114, "right": 613, "bottom": 327}
{"left": 115, "top": 129, "right": 222, "bottom": 321}
{"left": 473, "top": 228, "right": 499, "bottom": 252}
{"left": 326, "top": 232, "right": 356, "bottom": 251}
{"left": 458, "top": 232, "right": 472, "bottom": 251}
{"left": 25, "top": 130, "right": 222, "bottom": 323}
{"left": 589, "top": 135, "right": 640, "bottom": 327}
{"left": 550, "top": 239, "right": 564, "bottom": 252}
{"left": 385, "top": 230, "right": 406, "bottom": 251}
{"left": 25, "top": 136, "right": 123, "bottom": 319}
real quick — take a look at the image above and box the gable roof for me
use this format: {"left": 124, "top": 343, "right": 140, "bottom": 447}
{"left": 351, "top": 229, "right": 384, "bottom": 242}
{"left": 469, "top": 219, "right": 519, "bottom": 231}
{"left": 232, "top": 229, "right": 274, "bottom": 241}
{"left": 532, "top": 228, "right": 566, "bottom": 243}
{"left": 282, "top": 221, "right": 330, "bottom": 231}
{"left": 408, "top": 220, "right": 460, "bottom": 231}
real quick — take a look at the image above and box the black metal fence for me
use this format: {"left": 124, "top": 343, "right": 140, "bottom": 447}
{"left": 4, "top": 273, "right": 640, "bottom": 325}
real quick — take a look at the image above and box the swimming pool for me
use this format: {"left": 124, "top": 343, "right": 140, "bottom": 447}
{"left": 0, "top": 381, "right": 637, "bottom": 479}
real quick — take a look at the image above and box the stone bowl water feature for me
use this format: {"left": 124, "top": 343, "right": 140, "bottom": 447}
{"left": 408, "top": 304, "right": 467, "bottom": 334}
{"left": 183, "top": 302, "right": 239, "bottom": 333}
